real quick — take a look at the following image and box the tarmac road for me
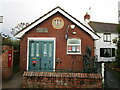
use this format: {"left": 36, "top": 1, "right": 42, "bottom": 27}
{"left": 105, "top": 64, "right": 120, "bottom": 89}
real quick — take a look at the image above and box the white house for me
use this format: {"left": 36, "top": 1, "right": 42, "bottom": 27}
{"left": 0, "top": 16, "right": 3, "bottom": 32}
{"left": 84, "top": 13, "right": 118, "bottom": 62}
{"left": 119, "top": 1, "right": 120, "bottom": 23}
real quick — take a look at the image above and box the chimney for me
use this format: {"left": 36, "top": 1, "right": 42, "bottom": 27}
{"left": 84, "top": 12, "right": 90, "bottom": 24}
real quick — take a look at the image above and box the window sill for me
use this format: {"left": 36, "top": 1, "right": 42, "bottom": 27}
{"left": 67, "top": 53, "right": 81, "bottom": 55}
{"left": 100, "top": 56, "right": 115, "bottom": 58}
{"left": 104, "top": 41, "right": 111, "bottom": 42}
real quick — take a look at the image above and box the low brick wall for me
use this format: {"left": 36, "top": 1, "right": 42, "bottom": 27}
{"left": 23, "top": 71, "right": 102, "bottom": 88}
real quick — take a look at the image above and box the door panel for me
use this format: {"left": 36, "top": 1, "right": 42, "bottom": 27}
{"left": 29, "top": 41, "right": 40, "bottom": 71}
{"left": 29, "top": 41, "right": 54, "bottom": 71}
{"left": 48, "top": 42, "right": 54, "bottom": 70}
{"left": 41, "top": 41, "right": 54, "bottom": 71}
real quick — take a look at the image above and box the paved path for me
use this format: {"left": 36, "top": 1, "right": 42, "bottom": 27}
{"left": 2, "top": 72, "right": 23, "bottom": 88}
{"left": 106, "top": 64, "right": 120, "bottom": 89}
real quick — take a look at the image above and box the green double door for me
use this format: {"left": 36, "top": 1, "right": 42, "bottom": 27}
{"left": 29, "top": 41, "right": 54, "bottom": 71}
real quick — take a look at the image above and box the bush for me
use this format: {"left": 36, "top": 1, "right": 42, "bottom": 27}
{"left": 1, "top": 33, "right": 20, "bottom": 50}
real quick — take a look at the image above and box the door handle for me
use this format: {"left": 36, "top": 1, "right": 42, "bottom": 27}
{"left": 44, "top": 63, "right": 46, "bottom": 66}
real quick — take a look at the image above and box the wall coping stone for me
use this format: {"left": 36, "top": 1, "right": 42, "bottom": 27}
{"left": 23, "top": 71, "right": 102, "bottom": 79}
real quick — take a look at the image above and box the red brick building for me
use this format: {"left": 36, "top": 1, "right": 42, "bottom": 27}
{"left": 15, "top": 7, "right": 99, "bottom": 72}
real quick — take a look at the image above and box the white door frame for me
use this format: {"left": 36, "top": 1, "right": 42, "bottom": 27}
{"left": 27, "top": 37, "right": 56, "bottom": 71}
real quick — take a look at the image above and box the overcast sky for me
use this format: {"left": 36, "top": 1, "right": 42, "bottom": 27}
{"left": 0, "top": 0, "right": 120, "bottom": 35}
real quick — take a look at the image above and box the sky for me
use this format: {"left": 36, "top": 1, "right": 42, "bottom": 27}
{"left": 0, "top": 0, "right": 120, "bottom": 35}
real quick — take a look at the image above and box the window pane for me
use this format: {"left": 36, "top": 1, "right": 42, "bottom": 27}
{"left": 72, "top": 46, "right": 76, "bottom": 51}
{"left": 112, "top": 48, "right": 115, "bottom": 57}
{"left": 77, "top": 46, "right": 80, "bottom": 51}
{"left": 100, "top": 48, "right": 112, "bottom": 57}
{"left": 104, "top": 33, "right": 111, "bottom": 42}
{"left": 48, "top": 43, "right": 52, "bottom": 57}
{"left": 36, "top": 43, "right": 39, "bottom": 57}
{"left": 68, "top": 46, "right": 72, "bottom": 51}
{"left": 31, "top": 43, "right": 34, "bottom": 56}
{"left": 107, "top": 34, "right": 111, "bottom": 41}
{"left": 106, "top": 49, "right": 111, "bottom": 57}
{"left": 100, "top": 48, "right": 104, "bottom": 57}
{"left": 43, "top": 43, "right": 47, "bottom": 57}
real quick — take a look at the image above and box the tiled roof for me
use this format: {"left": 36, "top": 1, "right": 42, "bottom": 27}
{"left": 23, "top": 71, "right": 102, "bottom": 79}
{"left": 89, "top": 21, "right": 118, "bottom": 33}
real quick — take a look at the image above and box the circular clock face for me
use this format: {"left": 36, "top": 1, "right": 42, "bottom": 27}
{"left": 52, "top": 17, "right": 64, "bottom": 29}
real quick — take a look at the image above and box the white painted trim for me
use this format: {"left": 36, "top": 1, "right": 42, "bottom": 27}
{"left": 15, "top": 7, "right": 99, "bottom": 40}
{"left": 101, "top": 63, "right": 105, "bottom": 84}
{"left": 27, "top": 37, "right": 56, "bottom": 71}
{"left": 27, "top": 39, "right": 29, "bottom": 71}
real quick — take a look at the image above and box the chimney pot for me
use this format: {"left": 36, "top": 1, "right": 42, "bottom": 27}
{"left": 84, "top": 12, "right": 90, "bottom": 21}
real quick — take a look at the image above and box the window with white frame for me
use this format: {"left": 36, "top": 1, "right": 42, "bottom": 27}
{"left": 104, "top": 33, "right": 111, "bottom": 42}
{"left": 67, "top": 38, "right": 81, "bottom": 54}
{"left": 100, "top": 48, "right": 115, "bottom": 57}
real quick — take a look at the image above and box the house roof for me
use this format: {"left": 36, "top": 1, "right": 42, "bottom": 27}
{"left": 15, "top": 6, "right": 99, "bottom": 39}
{"left": 89, "top": 21, "right": 118, "bottom": 33}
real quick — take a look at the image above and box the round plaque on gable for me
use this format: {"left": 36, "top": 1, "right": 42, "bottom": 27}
{"left": 52, "top": 17, "right": 64, "bottom": 29}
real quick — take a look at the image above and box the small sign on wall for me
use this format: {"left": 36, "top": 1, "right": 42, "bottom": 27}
{"left": 36, "top": 28, "right": 48, "bottom": 33}
{"left": 52, "top": 17, "right": 64, "bottom": 29}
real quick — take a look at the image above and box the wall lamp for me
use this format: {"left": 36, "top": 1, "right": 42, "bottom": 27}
{"left": 70, "top": 25, "right": 75, "bottom": 29}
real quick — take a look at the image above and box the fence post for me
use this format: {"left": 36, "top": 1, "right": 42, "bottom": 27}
{"left": 101, "top": 63, "right": 105, "bottom": 88}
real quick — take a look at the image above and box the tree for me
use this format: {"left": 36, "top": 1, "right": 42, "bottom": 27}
{"left": 1, "top": 33, "right": 13, "bottom": 46}
{"left": 1, "top": 32, "right": 20, "bottom": 50}
{"left": 115, "top": 24, "right": 120, "bottom": 68}
{"left": 83, "top": 46, "right": 97, "bottom": 73}
{"left": 12, "top": 39, "right": 20, "bottom": 50}
{"left": 11, "top": 22, "right": 29, "bottom": 35}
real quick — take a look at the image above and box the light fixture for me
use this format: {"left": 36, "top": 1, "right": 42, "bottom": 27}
{"left": 72, "top": 32, "right": 76, "bottom": 35}
{"left": 70, "top": 25, "right": 75, "bottom": 29}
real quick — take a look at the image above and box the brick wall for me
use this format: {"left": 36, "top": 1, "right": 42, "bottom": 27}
{"left": 1, "top": 45, "right": 13, "bottom": 79}
{"left": 23, "top": 71, "right": 102, "bottom": 88}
